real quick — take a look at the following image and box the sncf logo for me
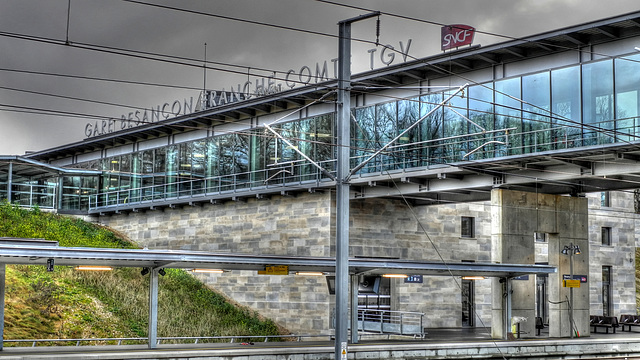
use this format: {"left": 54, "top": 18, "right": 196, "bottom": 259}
{"left": 441, "top": 24, "right": 476, "bottom": 51}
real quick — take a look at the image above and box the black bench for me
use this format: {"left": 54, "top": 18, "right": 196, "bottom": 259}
{"left": 619, "top": 314, "right": 640, "bottom": 331}
{"left": 590, "top": 315, "right": 619, "bottom": 333}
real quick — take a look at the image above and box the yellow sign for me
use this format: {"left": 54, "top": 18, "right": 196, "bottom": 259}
{"left": 563, "top": 279, "right": 580, "bottom": 288}
{"left": 258, "top": 265, "right": 289, "bottom": 275}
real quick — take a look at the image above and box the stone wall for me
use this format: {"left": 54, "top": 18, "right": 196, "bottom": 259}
{"left": 97, "top": 190, "right": 639, "bottom": 335}
{"left": 101, "top": 192, "right": 334, "bottom": 333}
{"left": 586, "top": 191, "right": 638, "bottom": 317}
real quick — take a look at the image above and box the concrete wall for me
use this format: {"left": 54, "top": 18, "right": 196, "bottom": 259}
{"left": 97, "top": 190, "right": 639, "bottom": 336}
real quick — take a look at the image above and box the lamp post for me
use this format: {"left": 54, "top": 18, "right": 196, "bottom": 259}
{"left": 561, "top": 243, "right": 581, "bottom": 338}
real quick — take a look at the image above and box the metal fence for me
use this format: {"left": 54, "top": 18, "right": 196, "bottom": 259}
{"left": 3, "top": 334, "right": 333, "bottom": 347}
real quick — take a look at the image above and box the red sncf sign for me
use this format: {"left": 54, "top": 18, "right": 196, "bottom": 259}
{"left": 441, "top": 24, "right": 475, "bottom": 51}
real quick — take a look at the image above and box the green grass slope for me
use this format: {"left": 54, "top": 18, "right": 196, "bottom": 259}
{"left": 0, "top": 202, "right": 282, "bottom": 344}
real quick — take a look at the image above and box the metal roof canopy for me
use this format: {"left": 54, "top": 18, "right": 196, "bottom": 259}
{"left": 24, "top": 10, "right": 640, "bottom": 163}
{"left": 0, "top": 240, "right": 556, "bottom": 350}
{"left": 0, "top": 243, "right": 556, "bottom": 278}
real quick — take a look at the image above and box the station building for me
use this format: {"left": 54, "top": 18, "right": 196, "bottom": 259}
{"left": 2, "top": 11, "right": 640, "bottom": 338}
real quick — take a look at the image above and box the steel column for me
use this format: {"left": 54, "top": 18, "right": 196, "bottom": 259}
{"left": 148, "top": 268, "right": 159, "bottom": 349}
{"left": 350, "top": 274, "right": 359, "bottom": 343}
{"left": 7, "top": 162, "right": 12, "bottom": 203}
{"left": 335, "top": 13, "right": 378, "bottom": 360}
{"left": 0, "top": 264, "right": 5, "bottom": 351}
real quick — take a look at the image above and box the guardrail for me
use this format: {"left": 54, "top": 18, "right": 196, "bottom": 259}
{"left": 3, "top": 334, "right": 334, "bottom": 347}
{"left": 357, "top": 309, "right": 425, "bottom": 338}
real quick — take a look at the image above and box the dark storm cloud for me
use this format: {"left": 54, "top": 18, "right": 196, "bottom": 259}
{"left": 0, "top": 0, "right": 638, "bottom": 154}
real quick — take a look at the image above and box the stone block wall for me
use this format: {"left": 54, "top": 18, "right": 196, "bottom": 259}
{"left": 97, "top": 189, "right": 639, "bottom": 335}
{"left": 586, "top": 192, "right": 638, "bottom": 317}
{"left": 101, "top": 192, "right": 334, "bottom": 333}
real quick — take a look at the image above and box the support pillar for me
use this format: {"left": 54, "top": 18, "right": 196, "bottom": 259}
{"left": 148, "top": 268, "right": 159, "bottom": 349}
{"left": 334, "top": 12, "right": 378, "bottom": 360}
{"left": 0, "top": 264, "right": 5, "bottom": 351}
{"left": 491, "top": 189, "right": 588, "bottom": 339}
{"left": 6, "top": 162, "right": 12, "bottom": 204}
{"left": 350, "top": 274, "right": 359, "bottom": 343}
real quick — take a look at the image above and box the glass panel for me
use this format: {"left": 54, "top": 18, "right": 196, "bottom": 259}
{"left": 206, "top": 137, "right": 220, "bottom": 192}
{"left": 192, "top": 140, "right": 206, "bottom": 194}
{"left": 178, "top": 142, "right": 192, "bottom": 196}
{"left": 165, "top": 145, "right": 178, "bottom": 198}
{"left": 468, "top": 84, "right": 496, "bottom": 159}
{"left": 235, "top": 133, "right": 250, "bottom": 184}
{"left": 298, "top": 117, "right": 315, "bottom": 178}
{"left": 130, "top": 152, "right": 141, "bottom": 203}
{"left": 615, "top": 54, "right": 640, "bottom": 141}
{"left": 420, "top": 93, "right": 444, "bottom": 165}
{"left": 142, "top": 150, "right": 154, "bottom": 200}
{"left": 522, "top": 72, "right": 551, "bottom": 152}
{"left": 375, "top": 101, "right": 397, "bottom": 170}
{"left": 397, "top": 98, "right": 421, "bottom": 168}
{"left": 551, "top": 66, "right": 581, "bottom": 148}
{"left": 353, "top": 106, "right": 376, "bottom": 173}
{"left": 583, "top": 60, "right": 614, "bottom": 145}
{"left": 316, "top": 114, "right": 334, "bottom": 173}
{"left": 495, "top": 77, "right": 522, "bottom": 155}
{"left": 119, "top": 154, "right": 131, "bottom": 204}
{"left": 443, "top": 90, "right": 468, "bottom": 162}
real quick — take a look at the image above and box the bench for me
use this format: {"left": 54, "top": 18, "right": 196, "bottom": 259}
{"left": 619, "top": 315, "right": 640, "bottom": 331}
{"left": 590, "top": 315, "right": 619, "bottom": 333}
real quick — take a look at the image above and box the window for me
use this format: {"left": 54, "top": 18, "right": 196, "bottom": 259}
{"left": 534, "top": 232, "right": 547, "bottom": 243}
{"left": 602, "top": 266, "right": 612, "bottom": 317}
{"left": 601, "top": 227, "right": 612, "bottom": 246}
{"left": 461, "top": 217, "right": 475, "bottom": 238}
{"left": 601, "top": 191, "right": 611, "bottom": 207}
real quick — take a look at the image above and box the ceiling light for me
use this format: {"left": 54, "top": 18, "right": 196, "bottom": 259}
{"left": 462, "top": 276, "right": 485, "bottom": 280}
{"left": 295, "top": 271, "right": 325, "bottom": 276}
{"left": 191, "top": 269, "right": 225, "bottom": 273}
{"left": 75, "top": 265, "right": 113, "bottom": 271}
{"left": 382, "top": 274, "right": 408, "bottom": 278}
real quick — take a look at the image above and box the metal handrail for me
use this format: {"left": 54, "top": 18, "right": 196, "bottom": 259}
{"left": 3, "top": 334, "right": 334, "bottom": 347}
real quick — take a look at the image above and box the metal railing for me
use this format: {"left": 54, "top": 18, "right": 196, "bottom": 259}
{"left": 3, "top": 334, "right": 334, "bottom": 347}
{"left": 357, "top": 309, "right": 425, "bottom": 338}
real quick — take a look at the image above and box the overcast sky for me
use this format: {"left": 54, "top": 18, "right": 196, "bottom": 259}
{"left": 1, "top": 0, "right": 639, "bottom": 155}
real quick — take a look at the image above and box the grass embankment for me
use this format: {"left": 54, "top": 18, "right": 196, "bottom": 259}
{"left": 0, "top": 202, "right": 282, "bottom": 343}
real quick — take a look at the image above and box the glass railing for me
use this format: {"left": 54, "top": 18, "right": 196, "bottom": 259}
{"left": 88, "top": 159, "right": 337, "bottom": 210}
{"left": 87, "top": 121, "right": 638, "bottom": 211}
{"left": 10, "top": 183, "right": 57, "bottom": 209}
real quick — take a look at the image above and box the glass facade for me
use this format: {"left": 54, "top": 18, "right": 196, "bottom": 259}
{"left": 4, "top": 53, "right": 640, "bottom": 212}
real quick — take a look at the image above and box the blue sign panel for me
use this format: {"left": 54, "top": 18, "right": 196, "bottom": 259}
{"left": 404, "top": 275, "right": 423, "bottom": 283}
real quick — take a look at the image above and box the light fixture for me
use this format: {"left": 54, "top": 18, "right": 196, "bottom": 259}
{"left": 574, "top": 245, "right": 581, "bottom": 255}
{"left": 382, "top": 274, "right": 408, "bottom": 278}
{"left": 191, "top": 269, "right": 225, "bottom": 274}
{"left": 158, "top": 268, "right": 166, "bottom": 276}
{"left": 75, "top": 265, "right": 113, "bottom": 271}
{"left": 295, "top": 271, "right": 325, "bottom": 276}
{"left": 462, "top": 276, "right": 485, "bottom": 280}
{"left": 140, "top": 267, "right": 149, "bottom": 276}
